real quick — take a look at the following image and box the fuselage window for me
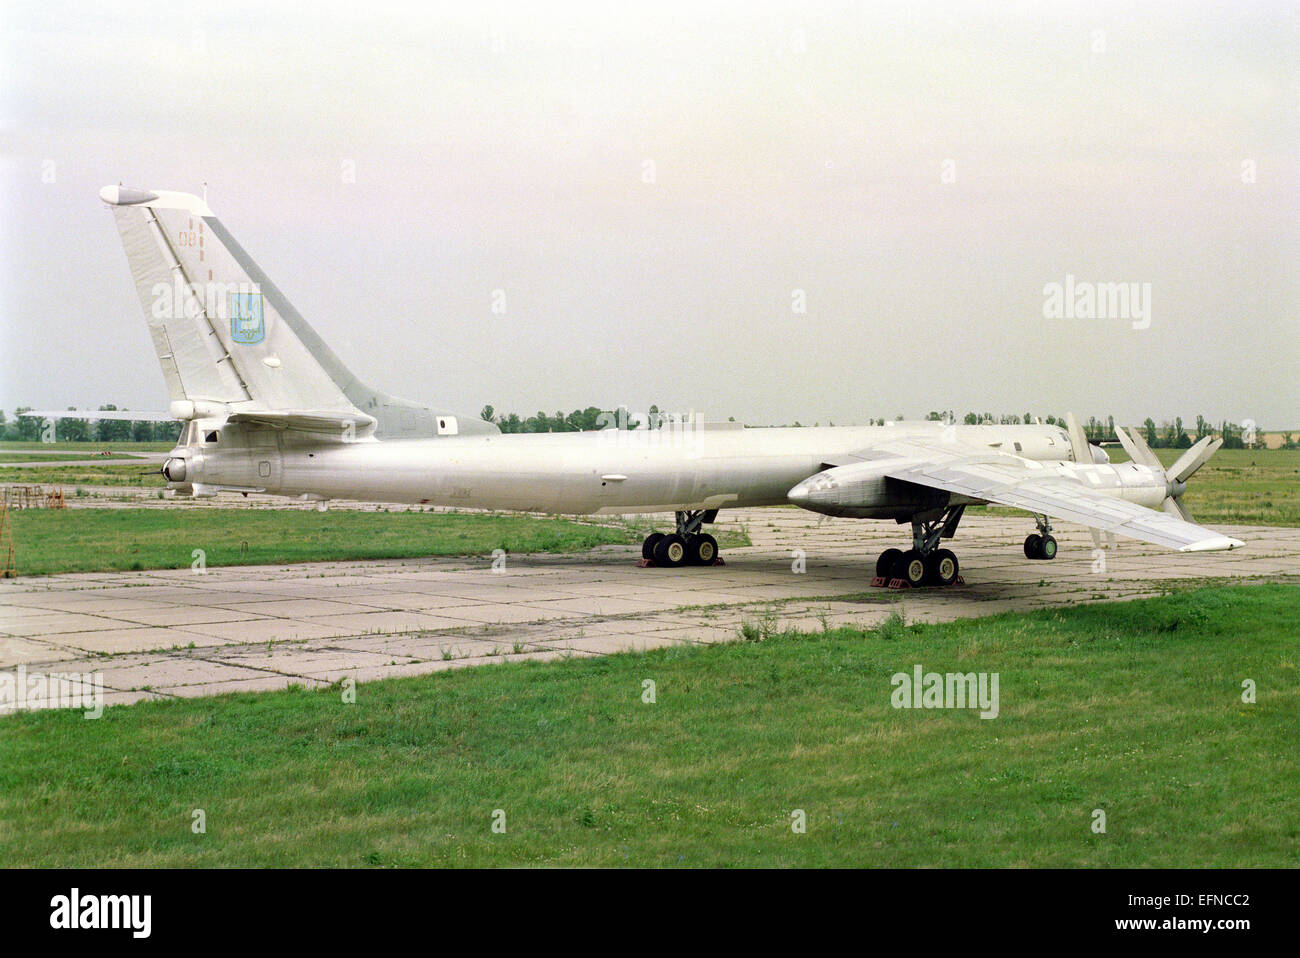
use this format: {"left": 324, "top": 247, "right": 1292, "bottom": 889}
{"left": 205, "top": 430, "right": 219, "bottom": 444}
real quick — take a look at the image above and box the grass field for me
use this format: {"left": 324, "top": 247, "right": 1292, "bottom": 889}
{"left": 1142, "top": 447, "right": 1300, "bottom": 527}
{"left": 0, "top": 583, "right": 1293, "bottom": 867}
{"left": 0, "top": 452, "right": 145, "bottom": 464}
{"left": 0, "top": 441, "right": 174, "bottom": 453}
{"left": 0, "top": 462, "right": 164, "bottom": 487}
{"left": 7, "top": 508, "right": 640, "bottom": 575}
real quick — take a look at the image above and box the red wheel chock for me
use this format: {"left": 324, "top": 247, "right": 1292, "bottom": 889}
{"left": 870, "top": 575, "right": 964, "bottom": 589}
{"left": 637, "top": 557, "right": 725, "bottom": 568}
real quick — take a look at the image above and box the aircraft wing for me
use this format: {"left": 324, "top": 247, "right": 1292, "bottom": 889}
{"left": 862, "top": 436, "right": 1245, "bottom": 553}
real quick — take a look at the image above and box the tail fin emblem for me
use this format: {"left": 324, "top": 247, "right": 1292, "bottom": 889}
{"left": 230, "top": 291, "right": 265, "bottom": 345}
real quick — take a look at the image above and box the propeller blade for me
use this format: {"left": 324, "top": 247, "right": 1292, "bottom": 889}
{"left": 1064, "top": 412, "right": 1091, "bottom": 464}
{"left": 1170, "top": 436, "right": 1222, "bottom": 483}
{"left": 1167, "top": 436, "right": 1218, "bottom": 483}
{"left": 1114, "top": 426, "right": 1142, "bottom": 463}
{"left": 1162, "top": 497, "right": 1194, "bottom": 522}
{"left": 1122, "top": 426, "right": 1163, "bottom": 469}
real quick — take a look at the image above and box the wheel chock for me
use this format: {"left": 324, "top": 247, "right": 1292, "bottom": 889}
{"left": 637, "top": 557, "right": 726, "bottom": 568}
{"left": 870, "top": 574, "right": 965, "bottom": 589}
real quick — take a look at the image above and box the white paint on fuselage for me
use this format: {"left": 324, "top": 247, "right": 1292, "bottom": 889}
{"left": 184, "top": 421, "right": 1090, "bottom": 515}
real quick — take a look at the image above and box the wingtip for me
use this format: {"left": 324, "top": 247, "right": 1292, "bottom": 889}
{"left": 1178, "top": 536, "right": 1247, "bottom": 553}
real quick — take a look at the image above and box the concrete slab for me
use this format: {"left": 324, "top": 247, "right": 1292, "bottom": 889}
{"left": 0, "top": 635, "right": 71, "bottom": 668}
{"left": 39, "top": 626, "right": 207, "bottom": 655}
{"left": 1, "top": 509, "right": 1296, "bottom": 712}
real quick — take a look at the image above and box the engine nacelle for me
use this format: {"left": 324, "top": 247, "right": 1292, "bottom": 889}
{"left": 788, "top": 460, "right": 956, "bottom": 520}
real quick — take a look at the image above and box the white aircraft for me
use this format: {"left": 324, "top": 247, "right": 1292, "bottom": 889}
{"left": 29, "top": 186, "right": 1245, "bottom": 586}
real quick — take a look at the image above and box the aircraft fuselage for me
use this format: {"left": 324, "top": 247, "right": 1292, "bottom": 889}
{"left": 167, "top": 420, "right": 1149, "bottom": 519}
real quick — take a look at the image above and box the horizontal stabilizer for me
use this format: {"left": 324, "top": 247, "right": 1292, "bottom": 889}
{"left": 224, "top": 409, "right": 377, "bottom": 436}
{"left": 19, "top": 409, "right": 175, "bottom": 422}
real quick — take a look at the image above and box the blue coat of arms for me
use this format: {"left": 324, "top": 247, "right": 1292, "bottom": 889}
{"left": 230, "top": 291, "right": 265, "bottom": 345}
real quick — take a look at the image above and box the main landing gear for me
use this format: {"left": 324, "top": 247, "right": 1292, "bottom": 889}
{"left": 1023, "top": 514, "right": 1058, "bottom": 560}
{"left": 639, "top": 510, "right": 723, "bottom": 568}
{"left": 872, "top": 505, "right": 965, "bottom": 588}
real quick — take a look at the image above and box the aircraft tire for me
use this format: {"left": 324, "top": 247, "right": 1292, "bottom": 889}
{"left": 894, "top": 549, "right": 927, "bottom": 587}
{"left": 1024, "top": 534, "right": 1042, "bottom": 559}
{"left": 653, "top": 533, "right": 688, "bottom": 568}
{"left": 687, "top": 533, "right": 718, "bottom": 566}
{"left": 642, "top": 533, "right": 665, "bottom": 560}
{"left": 926, "top": 549, "right": 959, "bottom": 586}
{"left": 1039, "top": 535, "right": 1058, "bottom": 560}
{"left": 876, "top": 548, "right": 902, "bottom": 578}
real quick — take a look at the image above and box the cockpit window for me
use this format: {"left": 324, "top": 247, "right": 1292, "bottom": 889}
{"left": 204, "top": 430, "right": 219, "bottom": 444}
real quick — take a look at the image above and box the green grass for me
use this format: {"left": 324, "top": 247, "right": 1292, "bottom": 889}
{"left": 0, "top": 462, "right": 164, "bottom": 486}
{"left": 7, "top": 508, "right": 639, "bottom": 575}
{"left": 0, "top": 441, "right": 174, "bottom": 454}
{"left": 1146, "top": 448, "right": 1300, "bottom": 527}
{"left": 0, "top": 583, "right": 1294, "bottom": 867}
{"left": 0, "top": 452, "right": 144, "bottom": 463}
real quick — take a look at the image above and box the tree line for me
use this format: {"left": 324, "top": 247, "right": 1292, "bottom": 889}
{"left": 3, "top": 406, "right": 182, "bottom": 443}
{"left": 5, "top": 404, "right": 1294, "bottom": 450}
{"left": 921, "top": 411, "right": 1288, "bottom": 449}
{"left": 478, "top": 404, "right": 698, "bottom": 433}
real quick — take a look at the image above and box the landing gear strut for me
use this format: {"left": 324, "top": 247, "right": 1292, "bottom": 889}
{"left": 639, "top": 510, "right": 722, "bottom": 568}
{"left": 872, "top": 505, "right": 965, "bottom": 588}
{"left": 1023, "top": 515, "right": 1058, "bottom": 560}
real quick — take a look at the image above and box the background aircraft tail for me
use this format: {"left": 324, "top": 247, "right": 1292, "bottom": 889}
{"left": 98, "top": 185, "right": 493, "bottom": 439}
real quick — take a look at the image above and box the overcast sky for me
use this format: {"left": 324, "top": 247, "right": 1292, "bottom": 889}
{"left": 2, "top": 0, "right": 1296, "bottom": 428}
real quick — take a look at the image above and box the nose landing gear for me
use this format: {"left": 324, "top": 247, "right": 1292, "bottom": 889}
{"left": 1024, "top": 515, "right": 1058, "bottom": 560}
